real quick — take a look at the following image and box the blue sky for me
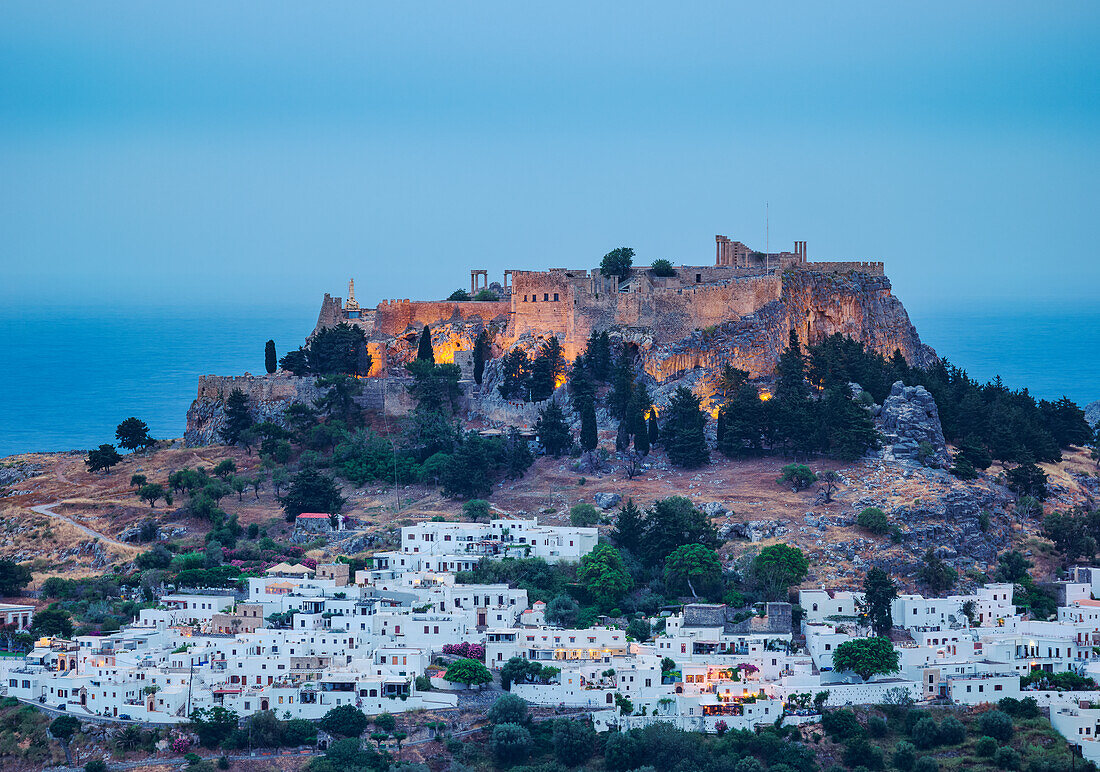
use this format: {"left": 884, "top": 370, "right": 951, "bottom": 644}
{"left": 2, "top": 2, "right": 1098, "bottom": 314}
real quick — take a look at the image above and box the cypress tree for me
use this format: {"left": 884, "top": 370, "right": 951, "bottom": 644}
{"left": 647, "top": 412, "right": 660, "bottom": 446}
{"left": 417, "top": 325, "right": 435, "bottom": 362}
{"left": 580, "top": 401, "right": 598, "bottom": 452}
{"left": 609, "top": 354, "right": 634, "bottom": 420}
{"left": 473, "top": 330, "right": 489, "bottom": 385}
{"left": 536, "top": 402, "right": 572, "bottom": 457}
{"left": 220, "top": 388, "right": 254, "bottom": 445}
{"left": 633, "top": 415, "right": 650, "bottom": 455}
{"left": 265, "top": 340, "right": 277, "bottom": 374}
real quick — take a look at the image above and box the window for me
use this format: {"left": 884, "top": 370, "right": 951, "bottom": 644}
{"left": 554, "top": 293, "right": 559, "bottom": 301}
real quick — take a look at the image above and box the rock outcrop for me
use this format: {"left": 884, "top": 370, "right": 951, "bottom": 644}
{"left": 641, "top": 270, "right": 935, "bottom": 384}
{"left": 878, "top": 381, "right": 949, "bottom": 466}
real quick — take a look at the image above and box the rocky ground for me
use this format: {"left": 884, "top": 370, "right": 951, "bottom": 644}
{"left": 3, "top": 431, "right": 1098, "bottom": 594}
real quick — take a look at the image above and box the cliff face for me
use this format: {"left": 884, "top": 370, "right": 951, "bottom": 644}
{"left": 642, "top": 270, "right": 934, "bottom": 383}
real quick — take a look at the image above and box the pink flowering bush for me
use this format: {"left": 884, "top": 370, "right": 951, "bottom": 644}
{"left": 300, "top": 558, "right": 318, "bottom": 570}
{"left": 442, "top": 642, "right": 485, "bottom": 660}
{"left": 169, "top": 735, "right": 192, "bottom": 753}
{"left": 714, "top": 720, "right": 728, "bottom": 736}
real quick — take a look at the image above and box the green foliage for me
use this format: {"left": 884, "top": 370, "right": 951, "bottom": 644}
{"left": 220, "top": 388, "right": 254, "bottom": 446}
{"left": 462, "top": 499, "right": 491, "bottom": 522}
{"left": 455, "top": 557, "right": 575, "bottom": 604}
{"left": 473, "top": 329, "right": 489, "bottom": 385}
{"left": 626, "top": 618, "right": 651, "bottom": 641}
{"left": 536, "top": 401, "right": 572, "bottom": 456}
{"left": 85, "top": 443, "right": 123, "bottom": 473}
{"left": 857, "top": 507, "right": 889, "bottom": 535}
{"left": 334, "top": 429, "right": 421, "bottom": 486}
{"left": 264, "top": 339, "right": 277, "bottom": 374}
{"left": 909, "top": 716, "right": 939, "bottom": 749}
{"left": 916, "top": 549, "right": 957, "bottom": 594}
{"left": 551, "top": 718, "right": 595, "bottom": 766}
{"left": 973, "top": 735, "right": 997, "bottom": 757}
{"left": 84, "top": 759, "right": 108, "bottom": 772}
{"left": 1007, "top": 462, "right": 1049, "bottom": 500}
{"left": 500, "top": 657, "right": 560, "bottom": 690}
{"left": 751, "top": 544, "right": 809, "bottom": 600}
{"left": 447, "top": 289, "right": 470, "bottom": 301}
{"left": 993, "top": 746, "right": 1020, "bottom": 770}
{"left": 981, "top": 712, "right": 1012, "bottom": 743}
{"left": 498, "top": 349, "right": 530, "bottom": 400}
{"left": 578, "top": 544, "right": 633, "bottom": 609}
{"left": 717, "top": 384, "right": 766, "bottom": 458}
{"left": 473, "top": 288, "right": 497, "bottom": 301}
{"left": 280, "top": 468, "right": 345, "bottom": 522}
{"left": 1042, "top": 510, "right": 1098, "bottom": 561}
{"left": 821, "top": 709, "right": 863, "bottom": 740}
{"left": 611, "top": 498, "right": 645, "bottom": 555}
{"left": 832, "top": 636, "right": 900, "bottom": 681}
{"left": 663, "top": 543, "right": 722, "bottom": 599}
{"left": 0, "top": 560, "right": 32, "bottom": 596}
{"left": 529, "top": 337, "right": 565, "bottom": 403}
{"left": 777, "top": 464, "right": 817, "bottom": 492}
{"left": 441, "top": 433, "right": 506, "bottom": 498}
{"left": 138, "top": 483, "right": 169, "bottom": 508}
{"left": 487, "top": 693, "right": 529, "bottom": 725}
{"left": 115, "top": 417, "right": 153, "bottom": 452}
{"left": 650, "top": 259, "right": 675, "bottom": 277}
{"left": 443, "top": 658, "right": 492, "bottom": 686}
{"left": 308, "top": 736, "right": 385, "bottom": 772}
{"left": 490, "top": 722, "right": 532, "bottom": 764}
{"left": 936, "top": 715, "right": 965, "bottom": 745}
{"left": 569, "top": 503, "right": 599, "bottom": 527}
{"left": 372, "top": 712, "right": 396, "bottom": 732}
{"left": 636, "top": 496, "right": 720, "bottom": 569}
{"left": 892, "top": 740, "right": 916, "bottom": 771}
{"left": 580, "top": 400, "right": 598, "bottom": 452}
{"left": 32, "top": 605, "right": 74, "bottom": 637}
{"left": 545, "top": 595, "right": 580, "bottom": 627}
{"left": 662, "top": 387, "right": 710, "bottom": 468}
{"left": 600, "top": 246, "right": 635, "bottom": 280}
{"left": 281, "top": 323, "right": 370, "bottom": 377}
{"left": 319, "top": 704, "right": 369, "bottom": 738}
{"left": 861, "top": 568, "right": 897, "bottom": 637}
{"left": 50, "top": 715, "right": 82, "bottom": 742}
{"left": 189, "top": 707, "right": 239, "bottom": 748}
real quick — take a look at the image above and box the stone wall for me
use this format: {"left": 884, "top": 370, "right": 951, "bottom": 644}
{"left": 371, "top": 299, "right": 510, "bottom": 338}
{"left": 791, "top": 261, "right": 885, "bottom": 276}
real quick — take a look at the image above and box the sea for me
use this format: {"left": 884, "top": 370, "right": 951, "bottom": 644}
{"left": 1, "top": 301, "right": 1098, "bottom": 459}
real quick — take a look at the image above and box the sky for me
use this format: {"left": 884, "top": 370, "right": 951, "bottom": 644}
{"left": 1, "top": 2, "right": 1098, "bottom": 317}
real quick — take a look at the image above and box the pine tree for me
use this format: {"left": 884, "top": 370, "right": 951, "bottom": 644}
{"left": 473, "top": 330, "right": 489, "bottom": 385}
{"left": 861, "top": 568, "right": 898, "bottom": 637}
{"left": 505, "top": 428, "right": 533, "bottom": 479}
{"left": 717, "top": 384, "right": 766, "bottom": 457}
{"left": 265, "top": 340, "right": 278, "bottom": 374}
{"left": 663, "top": 387, "right": 710, "bottom": 468}
{"left": 822, "top": 385, "right": 881, "bottom": 461}
{"left": 220, "top": 388, "right": 254, "bottom": 445}
{"left": 536, "top": 402, "right": 572, "bottom": 457}
{"left": 580, "top": 401, "right": 598, "bottom": 452}
{"left": 585, "top": 330, "right": 612, "bottom": 381}
{"left": 568, "top": 356, "right": 596, "bottom": 412}
{"left": 611, "top": 498, "right": 644, "bottom": 555}
{"left": 416, "top": 325, "right": 435, "bottom": 362}
{"left": 773, "top": 330, "right": 814, "bottom": 454}
{"left": 498, "top": 349, "right": 530, "bottom": 400}
{"left": 648, "top": 412, "right": 660, "bottom": 446}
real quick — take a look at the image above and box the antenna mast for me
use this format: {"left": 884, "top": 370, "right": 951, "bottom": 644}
{"left": 765, "top": 202, "right": 770, "bottom": 273}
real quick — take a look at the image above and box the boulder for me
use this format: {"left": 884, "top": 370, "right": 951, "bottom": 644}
{"left": 700, "top": 501, "right": 729, "bottom": 518}
{"left": 878, "top": 381, "right": 949, "bottom": 467}
{"left": 594, "top": 492, "right": 622, "bottom": 510}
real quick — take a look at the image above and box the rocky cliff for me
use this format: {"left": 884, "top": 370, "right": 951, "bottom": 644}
{"left": 641, "top": 269, "right": 935, "bottom": 383}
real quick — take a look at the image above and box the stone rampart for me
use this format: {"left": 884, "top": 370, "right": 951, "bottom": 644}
{"left": 371, "top": 299, "right": 510, "bottom": 337}
{"left": 791, "top": 261, "right": 885, "bottom": 276}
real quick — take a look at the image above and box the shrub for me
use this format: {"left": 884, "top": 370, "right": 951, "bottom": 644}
{"left": 936, "top": 715, "right": 965, "bottom": 745}
{"left": 977, "top": 709, "right": 1013, "bottom": 742}
{"left": 993, "top": 746, "right": 1020, "bottom": 770}
{"left": 319, "top": 704, "right": 369, "bottom": 738}
{"left": 84, "top": 761, "right": 108, "bottom": 772}
{"left": 552, "top": 718, "right": 595, "bottom": 766}
{"left": 857, "top": 507, "right": 889, "bottom": 535}
{"left": 867, "top": 715, "right": 888, "bottom": 737}
{"left": 490, "top": 722, "right": 531, "bottom": 764}
{"left": 909, "top": 716, "right": 939, "bottom": 749}
{"left": 892, "top": 741, "right": 916, "bottom": 772}
{"left": 974, "top": 735, "right": 997, "bottom": 757}
{"left": 777, "top": 463, "right": 817, "bottom": 492}
{"left": 441, "top": 642, "right": 485, "bottom": 660}
{"left": 843, "top": 738, "right": 883, "bottom": 770}
{"left": 487, "top": 693, "right": 529, "bottom": 725}
{"left": 821, "top": 709, "right": 863, "bottom": 740}
{"left": 569, "top": 503, "right": 600, "bottom": 527}
{"left": 912, "top": 757, "right": 939, "bottom": 772}
{"left": 651, "top": 259, "right": 676, "bottom": 277}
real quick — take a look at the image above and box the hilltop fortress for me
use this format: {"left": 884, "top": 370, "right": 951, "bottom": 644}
{"left": 313, "top": 235, "right": 931, "bottom": 381}
{"left": 185, "top": 234, "right": 933, "bottom": 443}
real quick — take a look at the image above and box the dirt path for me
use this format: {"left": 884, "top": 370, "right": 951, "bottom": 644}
{"left": 30, "top": 502, "right": 130, "bottom": 549}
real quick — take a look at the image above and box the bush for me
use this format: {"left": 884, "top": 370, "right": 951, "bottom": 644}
{"left": 936, "top": 715, "right": 965, "bottom": 745}
{"left": 490, "top": 722, "right": 532, "bottom": 764}
{"left": 373, "top": 712, "right": 396, "bottom": 732}
{"left": 843, "top": 738, "right": 883, "bottom": 770}
{"left": 977, "top": 709, "right": 1013, "bottom": 742}
{"left": 552, "top": 718, "right": 595, "bottom": 766}
{"left": 651, "top": 259, "right": 676, "bottom": 277}
{"left": 821, "top": 709, "right": 864, "bottom": 740}
{"left": 84, "top": 761, "right": 108, "bottom": 772}
{"left": 912, "top": 757, "right": 939, "bottom": 772}
{"left": 857, "top": 507, "right": 889, "bottom": 535}
{"left": 974, "top": 735, "right": 997, "bottom": 757}
{"left": 777, "top": 463, "right": 817, "bottom": 492}
{"left": 867, "top": 715, "right": 888, "bottom": 737}
{"left": 993, "top": 746, "right": 1020, "bottom": 770}
{"left": 569, "top": 503, "right": 600, "bottom": 527}
{"left": 892, "top": 740, "right": 916, "bottom": 772}
{"left": 319, "top": 704, "right": 369, "bottom": 738}
{"left": 909, "top": 716, "right": 939, "bottom": 749}
{"left": 487, "top": 693, "right": 529, "bottom": 725}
